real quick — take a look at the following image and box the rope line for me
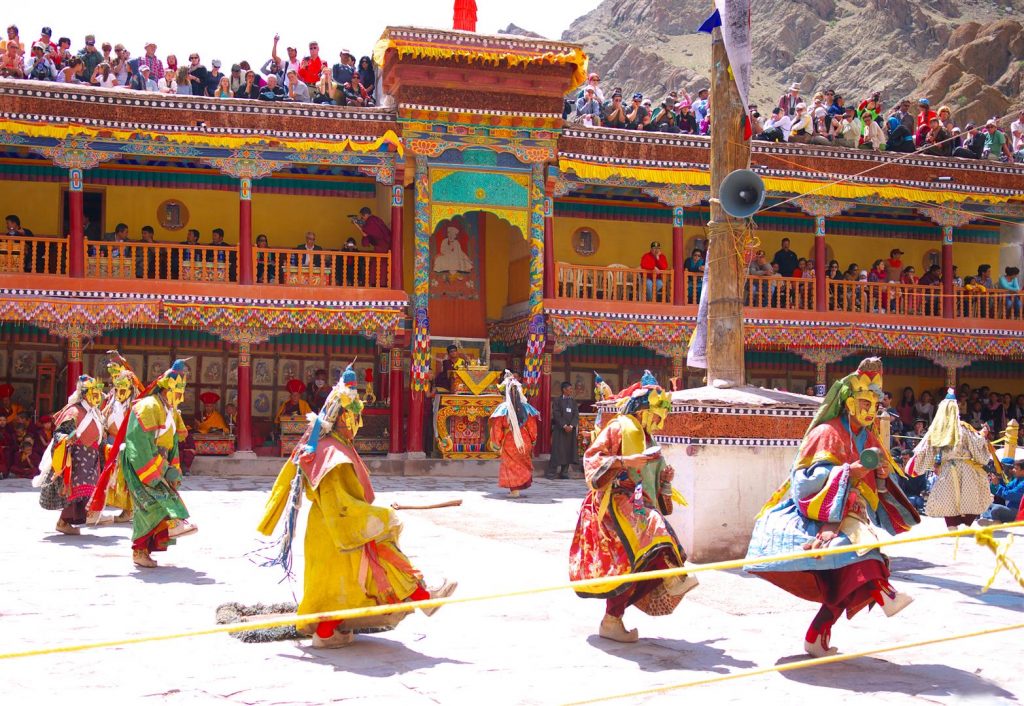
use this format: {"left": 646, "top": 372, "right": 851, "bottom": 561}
{"left": 0, "top": 521, "right": 1018, "bottom": 661}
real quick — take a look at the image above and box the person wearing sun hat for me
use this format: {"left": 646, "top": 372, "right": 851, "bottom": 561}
{"left": 259, "top": 364, "right": 457, "bottom": 648}
{"left": 569, "top": 370, "right": 697, "bottom": 643}
{"left": 746, "top": 358, "right": 920, "bottom": 658}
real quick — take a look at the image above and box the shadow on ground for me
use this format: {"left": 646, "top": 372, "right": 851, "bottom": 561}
{"left": 777, "top": 655, "right": 1018, "bottom": 701}
{"left": 289, "top": 634, "right": 468, "bottom": 676}
{"left": 587, "top": 635, "right": 757, "bottom": 674}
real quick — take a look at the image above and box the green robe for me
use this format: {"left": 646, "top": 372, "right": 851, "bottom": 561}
{"left": 120, "top": 395, "right": 189, "bottom": 549}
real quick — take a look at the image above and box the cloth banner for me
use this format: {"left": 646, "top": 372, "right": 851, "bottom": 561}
{"left": 715, "top": 0, "right": 752, "bottom": 112}
{"left": 686, "top": 260, "right": 710, "bottom": 369}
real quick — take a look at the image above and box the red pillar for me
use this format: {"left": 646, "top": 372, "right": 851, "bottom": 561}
{"left": 238, "top": 177, "right": 253, "bottom": 285}
{"left": 68, "top": 169, "right": 85, "bottom": 278}
{"left": 672, "top": 207, "right": 685, "bottom": 305}
{"left": 543, "top": 194, "right": 555, "bottom": 298}
{"left": 236, "top": 345, "right": 254, "bottom": 453}
{"left": 538, "top": 352, "right": 552, "bottom": 454}
{"left": 66, "top": 334, "right": 83, "bottom": 396}
{"left": 814, "top": 216, "right": 827, "bottom": 312}
{"left": 389, "top": 349, "right": 404, "bottom": 454}
{"left": 390, "top": 177, "right": 404, "bottom": 290}
{"left": 941, "top": 226, "right": 954, "bottom": 319}
{"left": 407, "top": 393, "right": 424, "bottom": 454}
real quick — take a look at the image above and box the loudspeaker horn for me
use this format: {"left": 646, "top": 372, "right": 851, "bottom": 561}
{"left": 719, "top": 169, "right": 765, "bottom": 219}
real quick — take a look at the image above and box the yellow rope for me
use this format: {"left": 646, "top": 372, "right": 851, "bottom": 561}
{"left": 562, "top": 622, "right": 1024, "bottom": 706}
{"left": 0, "top": 521, "right": 1019, "bottom": 661}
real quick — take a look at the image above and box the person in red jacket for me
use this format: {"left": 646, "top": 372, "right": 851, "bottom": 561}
{"left": 640, "top": 241, "right": 669, "bottom": 302}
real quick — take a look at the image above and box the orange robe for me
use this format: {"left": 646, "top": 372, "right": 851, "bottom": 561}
{"left": 489, "top": 414, "right": 537, "bottom": 491}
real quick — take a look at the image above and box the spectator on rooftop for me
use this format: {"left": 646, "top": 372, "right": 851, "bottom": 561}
{"left": 2, "top": 25, "right": 22, "bottom": 55}
{"left": 261, "top": 54, "right": 284, "bottom": 85}
{"left": 90, "top": 62, "right": 117, "bottom": 87}
{"left": 1011, "top": 110, "right": 1024, "bottom": 160}
{"left": 228, "top": 63, "right": 244, "bottom": 94}
{"left": 342, "top": 75, "right": 372, "bottom": 107}
{"left": 258, "top": 74, "right": 286, "bottom": 101}
{"left": 924, "top": 117, "right": 952, "bottom": 157}
{"left": 235, "top": 70, "right": 260, "bottom": 99}
{"left": 625, "top": 93, "right": 650, "bottom": 130}
{"left": 186, "top": 53, "right": 209, "bottom": 96}
{"left": 205, "top": 59, "right": 223, "bottom": 96}
{"left": 166, "top": 54, "right": 179, "bottom": 76}
{"left": 298, "top": 41, "right": 322, "bottom": 85}
{"left": 156, "top": 66, "right": 177, "bottom": 94}
{"left": 937, "top": 105, "right": 955, "bottom": 131}
{"left": 0, "top": 41, "right": 24, "bottom": 79}
{"left": 100, "top": 41, "right": 113, "bottom": 66}
{"left": 891, "top": 98, "right": 914, "bottom": 134}
{"left": 779, "top": 81, "right": 801, "bottom": 117}
{"left": 575, "top": 86, "right": 602, "bottom": 127}
{"left": 270, "top": 34, "right": 299, "bottom": 78}
{"left": 55, "top": 37, "right": 73, "bottom": 68}
{"left": 213, "top": 75, "right": 232, "bottom": 98}
{"left": 141, "top": 41, "right": 164, "bottom": 80}
{"left": 828, "top": 93, "right": 845, "bottom": 119}
{"left": 650, "top": 96, "right": 679, "bottom": 133}
{"left": 916, "top": 98, "right": 936, "bottom": 130}
{"left": 77, "top": 34, "right": 102, "bottom": 76}
{"left": 285, "top": 69, "right": 310, "bottom": 102}
{"left": 24, "top": 42, "right": 57, "bottom": 81}
{"left": 692, "top": 87, "right": 710, "bottom": 126}
{"left": 886, "top": 115, "right": 915, "bottom": 153}
{"left": 604, "top": 90, "right": 628, "bottom": 129}
{"left": 789, "top": 103, "right": 813, "bottom": 143}
{"left": 111, "top": 44, "right": 130, "bottom": 85}
{"left": 36, "top": 27, "right": 57, "bottom": 64}
{"left": 174, "top": 66, "right": 192, "bottom": 95}
{"left": 313, "top": 65, "right": 338, "bottom": 104}
{"left": 584, "top": 73, "right": 605, "bottom": 104}
{"left": 746, "top": 104, "right": 763, "bottom": 137}
{"left": 756, "top": 106, "right": 789, "bottom": 142}
{"left": 239, "top": 61, "right": 264, "bottom": 87}
{"left": 857, "top": 92, "right": 886, "bottom": 150}
{"left": 953, "top": 122, "right": 985, "bottom": 159}
{"left": 332, "top": 50, "right": 356, "bottom": 86}
{"left": 983, "top": 119, "right": 1013, "bottom": 162}
{"left": 59, "top": 56, "right": 87, "bottom": 83}
{"left": 771, "top": 238, "right": 798, "bottom": 277}
{"left": 358, "top": 56, "right": 375, "bottom": 99}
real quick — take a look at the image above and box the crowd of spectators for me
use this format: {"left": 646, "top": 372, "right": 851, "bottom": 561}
{"left": 0, "top": 25, "right": 376, "bottom": 106}
{"left": 4, "top": 208, "right": 393, "bottom": 286}
{"left": 564, "top": 74, "right": 1024, "bottom": 164}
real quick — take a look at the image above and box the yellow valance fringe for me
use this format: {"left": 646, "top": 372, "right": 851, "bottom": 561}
{"left": 0, "top": 120, "right": 403, "bottom": 157}
{"left": 374, "top": 39, "right": 588, "bottom": 90}
{"left": 558, "top": 158, "right": 1016, "bottom": 205}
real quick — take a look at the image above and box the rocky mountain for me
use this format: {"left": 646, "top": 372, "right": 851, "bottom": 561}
{"left": 558, "top": 0, "right": 1024, "bottom": 125}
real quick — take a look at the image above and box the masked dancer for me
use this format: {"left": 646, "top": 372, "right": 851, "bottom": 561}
{"left": 745, "top": 358, "right": 919, "bottom": 657}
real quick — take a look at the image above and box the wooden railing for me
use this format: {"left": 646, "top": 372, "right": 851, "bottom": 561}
{"left": 742, "top": 275, "right": 815, "bottom": 310}
{"left": 953, "top": 288, "right": 1024, "bottom": 322}
{"left": 254, "top": 247, "right": 391, "bottom": 288}
{"left": 827, "top": 280, "right": 943, "bottom": 317}
{"left": 0, "top": 236, "right": 68, "bottom": 275}
{"left": 555, "top": 262, "right": 673, "bottom": 304}
{"left": 85, "top": 242, "right": 237, "bottom": 281}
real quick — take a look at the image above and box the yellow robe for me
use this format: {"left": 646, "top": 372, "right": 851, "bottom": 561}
{"left": 258, "top": 435, "right": 422, "bottom": 628}
{"left": 196, "top": 411, "right": 228, "bottom": 434}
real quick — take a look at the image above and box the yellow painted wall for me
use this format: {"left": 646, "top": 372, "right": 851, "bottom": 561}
{"left": 507, "top": 257, "right": 531, "bottom": 304}
{"left": 253, "top": 193, "right": 380, "bottom": 250}
{"left": 484, "top": 212, "right": 515, "bottom": 319}
{"left": 552, "top": 216, "right": 677, "bottom": 268}
{"left": 0, "top": 182, "right": 62, "bottom": 235}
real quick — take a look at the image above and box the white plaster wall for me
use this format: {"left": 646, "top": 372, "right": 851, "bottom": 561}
{"left": 998, "top": 222, "right": 1024, "bottom": 276}
{"left": 663, "top": 443, "right": 795, "bottom": 563}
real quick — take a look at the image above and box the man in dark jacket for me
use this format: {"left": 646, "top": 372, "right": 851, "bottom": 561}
{"left": 547, "top": 381, "right": 580, "bottom": 479}
{"left": 771, "top": 238, "right": 799, "bottom": 278}
{"left": 953, "top": 123, "right": 985, "bottom": 159}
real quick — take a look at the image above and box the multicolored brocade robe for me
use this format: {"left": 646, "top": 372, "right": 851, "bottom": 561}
{"left": 745, "top": 416, "right": 919, "bottom": 589}
{"left": 569, "top": 414, "right": 685, "bottom": 602}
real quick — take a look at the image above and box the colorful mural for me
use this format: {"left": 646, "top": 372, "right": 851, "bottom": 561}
{"left": 430, "top": 216, "right": 481, "bottom": 300}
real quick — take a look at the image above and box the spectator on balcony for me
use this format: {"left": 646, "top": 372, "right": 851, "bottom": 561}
{"left": 135, "top": 226, "right": 157, "bottom": 279}
{"left": 604, "top": 90, "right": 627, "bottom": 129}
{"left": 977, "top": 264, "right": 994, "bottom": 289}
{"left": 298, "top": 41, "right": 322, "bottom": 85}
{"left": 342, "top": 75, "right": 373, "bottom": 107}
{"left": 205, "top": 59, "right": 224, "bottom": 96}
{"left": 354, "top": 207, "right": 391, "bottom": 254}
{"left": 293, "top": 231, "right": 323, "bottom": 269}
{"left": 884, "top": 248, "right": 903, "bottom": 281}
{"left": 185, "top": 53, "right": 208, "bottom": 96}
{"left": 332, "top": 49, "right": 356, "bottom": 86}
{"left": 999, "top": 266, "right": 1021, "bottom": 318}
{"left": 285, "top": 68, "right": 310, "bottom": 102}
{"left": 235, "top": 70, "right": 260, "bottom": 99}
{"left": 915, "top": 390, "right": 936, "bottom": 423}
{"left": 748, "top": 249, "right": 775, "bottom": 306}
{"left": 0, "top": 41, "right": 24, "bottom": 79}
{"left": 952, "top": 265, "right": 963, "bottom": 287}
{"left": 692, "top": 87, "right": 710, "bottom": 126}
{"left": 983, "top": 120, "right": 1013, "bottom": 162}
{"left": 792, "top": 258, "right": 806, "bottom": 279}
{"left": 802, "top": 259, "right": 815, "bottom": 281}
{"left": 900, "top": 265, "right": 921, "bottom": 313}
{"left": 358, "top": 56, "right": 375, "bottom": 100}
{"left": 684, "top": 248, "right": 705, "bottom": 303}
{"left": 984, "top": 390, "right": 1008, "bottom": 432}
{"left": 640, "top": 241, "right": 668, "bottom": 301}
{"left": 885, "top": 115, "right": 915, "bottom": 153}
{"left": 779, "top": 82, "right": 801, "bottom": 117}
{"left": 771, "top": 238, "right": 798, "bottom": 278}
{"left": 24, "top": 42, "right": 57, "bottom": 81}
{"left": 255, "top": 234, "right": 277, "bottom": 283}
{"left": 575, "top": 86, "right": 602, "bottom": 127}
{"left": 140, "top": 41, "right": 164, "bottom": 80}
{"left": 896, "top": 387, "right": 916, "bottom": 427}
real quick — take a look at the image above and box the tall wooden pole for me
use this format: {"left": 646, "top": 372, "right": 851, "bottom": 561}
{"left": 706, "top": 26, "right": 750, "bottom": 387}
